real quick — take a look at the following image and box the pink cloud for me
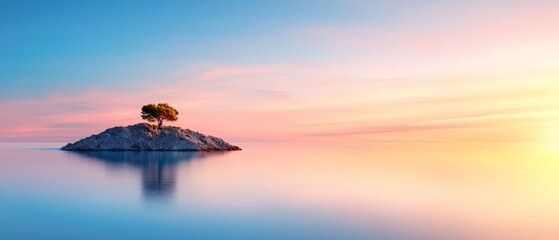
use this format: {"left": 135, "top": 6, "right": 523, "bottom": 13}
{"left": 305, "top": 1, "right": 559, "bottom": 52}
{"left": 300, "top": 0, "right": 559, "bottom": 79}
{"left": 1, "top": 50, "right": 559, "bottom": 143}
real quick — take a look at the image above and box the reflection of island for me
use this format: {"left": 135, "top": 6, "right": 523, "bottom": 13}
{"left": 67, "top": 151, "right": 226, "bottom": 201}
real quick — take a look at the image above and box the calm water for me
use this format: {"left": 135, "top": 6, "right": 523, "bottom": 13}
{"left": 1, "top": 143, "right": 558, "bottom": 239}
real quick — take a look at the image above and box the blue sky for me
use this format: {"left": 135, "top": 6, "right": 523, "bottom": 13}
{"left": 2, "top": 0, "right": 559, "bottom": 143}
{"left": 1, "top": 0, "right": 381, "bottom": 98}
{"left": 1, "top": 0, "right": 482, "bottom": 98}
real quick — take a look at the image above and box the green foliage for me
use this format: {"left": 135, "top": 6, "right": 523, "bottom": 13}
{"left": 141, "top": 103, "right": 179, "bottom": 128}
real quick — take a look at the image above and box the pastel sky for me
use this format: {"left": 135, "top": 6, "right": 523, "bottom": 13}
{"left": 1, "top": 0, "right": 559, "bottom": 143}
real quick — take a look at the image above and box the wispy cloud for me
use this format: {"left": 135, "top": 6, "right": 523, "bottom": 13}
{"left": 2, "top": 1, "right": 559, "bottom": 143}
{"left": 1, "top": 60, "right": 558, "bottom": 143}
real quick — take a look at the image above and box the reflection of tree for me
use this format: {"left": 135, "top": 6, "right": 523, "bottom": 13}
{"left": 141, "top": 157, "right": 178, "bottom": 198}
{"left": 67, "top": 151, "right": 226, "bottom": 201}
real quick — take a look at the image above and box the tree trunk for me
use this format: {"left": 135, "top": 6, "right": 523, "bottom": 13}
{"left": 157, "top": 119, "right": 163, "bottom": 129}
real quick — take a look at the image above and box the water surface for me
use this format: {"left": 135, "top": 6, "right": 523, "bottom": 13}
{"left": 1, "top": 143, "right": 558, "bottom": 239}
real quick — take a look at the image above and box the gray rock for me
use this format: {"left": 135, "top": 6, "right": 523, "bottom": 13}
{"left": 61, "top": 123, "right": 241, "bottom": 151}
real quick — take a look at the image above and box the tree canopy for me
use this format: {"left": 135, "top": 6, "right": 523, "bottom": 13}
{"left": 141, "top": 103, "right": 179, "bottom": 128}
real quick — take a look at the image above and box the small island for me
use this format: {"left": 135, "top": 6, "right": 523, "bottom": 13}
{"left": 61, "top": 103, "right": 241, "bottom": 151}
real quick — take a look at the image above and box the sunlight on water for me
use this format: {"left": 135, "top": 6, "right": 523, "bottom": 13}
{"left": 0, "top": 143, "right": 558, "bottom": 239}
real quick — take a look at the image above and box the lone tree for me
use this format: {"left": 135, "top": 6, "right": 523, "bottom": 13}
{"left": 141, "top": 103, "right": 179, "bottom": 129}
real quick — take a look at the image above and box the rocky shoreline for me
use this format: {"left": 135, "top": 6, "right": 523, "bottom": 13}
{"left": 61, "top": 123, "right": 241, "bottom": 151}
